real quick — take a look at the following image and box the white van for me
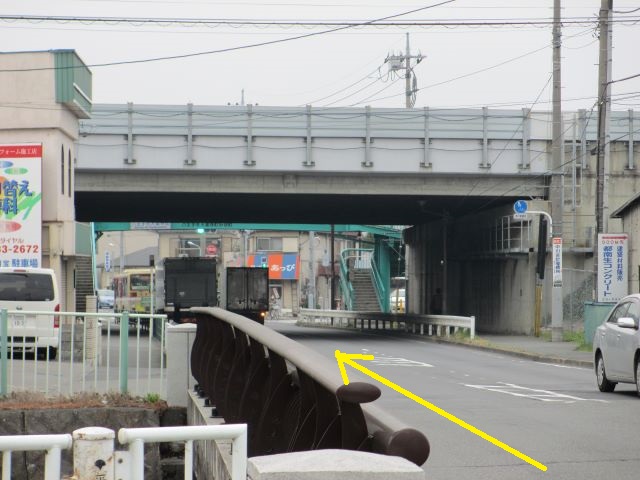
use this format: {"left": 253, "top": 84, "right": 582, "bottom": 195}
{"left": 0, "top": 267, "right": 60, "bottom": 359}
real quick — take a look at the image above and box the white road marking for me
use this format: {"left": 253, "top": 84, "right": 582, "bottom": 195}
{"left": 361, "top": 351, "right": 433, "bottom": 367}
{"left": 464, "top": 382, "right": 608, "bottom": 404}
{"left": 538, "top": 362, "right": 590, "bottom": 370}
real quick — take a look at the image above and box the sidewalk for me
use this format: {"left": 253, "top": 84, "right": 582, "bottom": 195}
{"left": 426, "top": 333, "right": 594, "bottom": 368}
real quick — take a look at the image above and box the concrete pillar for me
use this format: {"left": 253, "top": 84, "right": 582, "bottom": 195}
{"left": 72, "top": 427, "right": 115, "bottom": 480}
{"left": 166, "top": 323, "right": 198, "bottom": 407}
{"left": 248, "top": 449, "right": 425, "bottom": 480}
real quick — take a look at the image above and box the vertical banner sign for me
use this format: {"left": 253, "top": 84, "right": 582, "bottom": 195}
{"left": 552, "top": 237, "right": 562, "bottom": 287}
{"left": 598, "top": 233, "right": 629, "bottom": 303}
{"left": 105, "top": 251, "right": 112, "bottom": 272}
{"left": 0, "top": 144, "right": 42, "bottom": 268}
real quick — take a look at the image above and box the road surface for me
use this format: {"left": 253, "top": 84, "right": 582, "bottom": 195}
{"left": 269, "top": 321, "right": 640, "bottom": 480}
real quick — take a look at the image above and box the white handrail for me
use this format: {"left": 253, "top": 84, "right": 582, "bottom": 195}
{"left": 118, "top": 424, "right": 247, "bottom": 480}
{"left": 0, "top": 433, "right": 72, "bottom": 480}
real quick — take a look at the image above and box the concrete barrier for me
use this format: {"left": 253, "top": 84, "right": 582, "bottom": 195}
{"left": 248, "top": 449, "right": 425, "bottom": 480}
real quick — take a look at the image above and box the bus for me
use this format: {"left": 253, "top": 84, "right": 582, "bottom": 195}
{"left": 111, "top": 268, "right": 159, "bottom": 314}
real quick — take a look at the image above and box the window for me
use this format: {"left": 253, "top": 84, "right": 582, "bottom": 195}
{"left": 178, "top": 238, "right": 202, "bottom": 257}
{"left": 607, "top": 302, "right": 630, "bottom": 323}
{"left": 0, "top": 272, "right": 55, "bottom": 301}
{"left": 626, "top": 302, "right": 640, "bottom": 328}
{"left": 256, "top": 237, "right": 282, "bottom": 252}
{"left": 68, "top": 149, "right": 73, "bottom": 197}
{"left": 60, "top": 145, "right": 65, "bottom": 194}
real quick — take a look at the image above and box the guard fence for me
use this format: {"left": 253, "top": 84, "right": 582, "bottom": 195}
{"left": 0, "top": 309, "right": 167, "bottom": 397}
{"left": 298, "top": 308, "right": 476, "bottom": 339}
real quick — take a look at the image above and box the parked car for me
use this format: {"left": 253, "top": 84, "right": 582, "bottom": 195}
{"left": 0, "top": 267, "right": 60, "bottom": 359}
{"left": 97, "top": 289, "right": 115, "bottom": 311}
{"left": 96, "top": 288, "right": 116, "bottom": 331}
{"left": 592, "top": 293, "right": 640, "bottom": 396}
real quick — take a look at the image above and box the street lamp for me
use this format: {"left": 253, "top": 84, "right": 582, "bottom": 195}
{"left": 186, "top": 240, "right": 201, "bottom": 256}
{"left": 107, "top": 232, "right": 125, "bottom": 272}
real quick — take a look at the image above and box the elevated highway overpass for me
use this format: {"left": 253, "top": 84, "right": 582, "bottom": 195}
{"left": 74, "top": 104, "right": 640, "bottom": 334}
{"left": 74, "top": 104, "right": 560, "bottom": 224}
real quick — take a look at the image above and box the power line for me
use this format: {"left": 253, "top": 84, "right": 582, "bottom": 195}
{"left": 349, "top": 27, "right": 597, "bottom": 106}
{"left": 0, "top": 0, "right": 456, "bottom": 73}
{"left": 469, "top": 101, "right": 600, "bottom": 214}
{"left": 319, "top": 76, "right": 385, "bottom": 107}
{"left": 457, "top": 73, "right": 553, "bottom": 207}
{"left": 3, "top": 13, "right": 640, "bottom": 27}
{"left": 302, "top": 65, "right": 384, "bottom": 106}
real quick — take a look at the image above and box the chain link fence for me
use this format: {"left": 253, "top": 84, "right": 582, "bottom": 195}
{"left": 562, "top": 267, "right": 594, "bottom": 333}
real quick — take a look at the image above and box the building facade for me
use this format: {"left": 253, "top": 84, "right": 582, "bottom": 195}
{"left": 0, "top": 50, "right": 93, "bottom": 312}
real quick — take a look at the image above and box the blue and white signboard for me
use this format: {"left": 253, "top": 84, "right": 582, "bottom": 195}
{"left": 513, "top": 200, "right": 528, "bottom": 214}
{"left": 105, "top": 251, "right": 111, "bottom": 272}
{"left": 552, "top": 237, "right": 562, "bottom": 287}
{"left": 597, "top": 234, "right": 628, "bottom": 303}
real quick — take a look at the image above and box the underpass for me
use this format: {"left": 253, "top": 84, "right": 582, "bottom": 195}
{"left": 270, "top": 320, "right": 640, "bottom": 480}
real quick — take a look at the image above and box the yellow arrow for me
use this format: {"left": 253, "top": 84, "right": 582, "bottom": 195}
{"left": 334, "top": 350, "right": 547, "bottom": 472}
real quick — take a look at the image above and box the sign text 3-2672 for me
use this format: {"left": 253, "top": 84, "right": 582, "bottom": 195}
{"left": 0, "top": 244, "right": 39, "bottom": 254}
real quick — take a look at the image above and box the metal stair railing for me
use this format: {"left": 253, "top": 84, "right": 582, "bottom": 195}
{"left": 369, "top": 256, "right": 388, "bottom": 313}
{"left": 339, "top": 248, "right": 387, "bottom": 313}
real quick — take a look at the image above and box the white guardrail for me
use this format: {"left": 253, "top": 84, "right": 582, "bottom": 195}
{"left": 298, "top": 309, "right": 475, "bottom": 339}
{"left": 0, "top": 433, "right": 72, "bottom": 480}
{"left": 0, "top": 309, "right": 168, "bottom": 397}
{"left": 0, "top": 424, "right": 247, "bottom": 480}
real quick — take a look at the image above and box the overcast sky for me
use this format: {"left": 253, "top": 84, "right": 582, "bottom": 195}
{"left": 2, "top": 0, "right": 639, "bottom": 111}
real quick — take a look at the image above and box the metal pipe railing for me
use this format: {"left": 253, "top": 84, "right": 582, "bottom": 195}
{"left": 119, "top": 424, "right": 247, "bottom": 480}
{"left": 0, "top": 433, "right": 72, "bottom": 480}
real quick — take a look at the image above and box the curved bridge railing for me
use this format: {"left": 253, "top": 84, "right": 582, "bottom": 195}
{"left": 189, "top": 307, "right": 430, "bottom": 466}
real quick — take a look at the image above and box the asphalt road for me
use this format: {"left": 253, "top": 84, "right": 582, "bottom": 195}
{"left": 269, "top": 321, "right": 640, "bottom": 480}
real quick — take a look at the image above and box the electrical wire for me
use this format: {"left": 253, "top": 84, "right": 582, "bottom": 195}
{"left": 468, "top": 101, "right": 600, "bottom": 215}
{"left": 319, "top": 76, "right": 388, "bottom": 107}
{"left": 2, "top": 14, "right": 639, "bottom": 28}
{"left": 0, "top": 1, "right": 457, "bottom": 73}
{"left": 351, "top": 27, "right": 597, "bottom": 106}
{"left": 456, "top": 73, "right": 553, "bottom": 209}
{"left": 302, "top": 65, "right": 384, "bottom": 106}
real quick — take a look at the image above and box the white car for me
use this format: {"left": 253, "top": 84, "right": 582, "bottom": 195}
{"left": 97, "top": 289, "right": 115, "bottom": 311}
{"left": 0, "top": 267, "right": 60, "bottom": 359}
{"left": 592, "top": 293, "right": 640, "bottom": 396}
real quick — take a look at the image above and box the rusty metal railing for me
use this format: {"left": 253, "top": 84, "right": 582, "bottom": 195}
{"left": 189, "top": 307, "right": 430, "bottom": 466}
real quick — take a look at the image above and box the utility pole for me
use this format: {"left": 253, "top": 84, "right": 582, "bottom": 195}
{"left": 594, "top": 0, "right": 613, "bottom": 301}
{"left": 404, "top": 33, "right": 412, "bottom": 109}
{"left": 550, "top": 0, "right": 564, "bottom": 342}
{"left": 308, "top": 231, "right": 316, "bottom": 309}
{"left": 119, "top": 230, "right": 125, "bottom": 272}
{"left": 330, "top": 224, "right": 336, "bottom": 310}
{"left": 386, "top": 33, "right": 424, "bottom": 108}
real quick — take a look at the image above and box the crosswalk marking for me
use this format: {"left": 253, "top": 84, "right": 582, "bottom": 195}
{"left": 464, "top": 382, "right": 607, "bottom": 404}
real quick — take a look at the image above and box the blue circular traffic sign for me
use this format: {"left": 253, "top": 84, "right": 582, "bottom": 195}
{"left": 514, "top": 200, "right": 528, "bottom": 214}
